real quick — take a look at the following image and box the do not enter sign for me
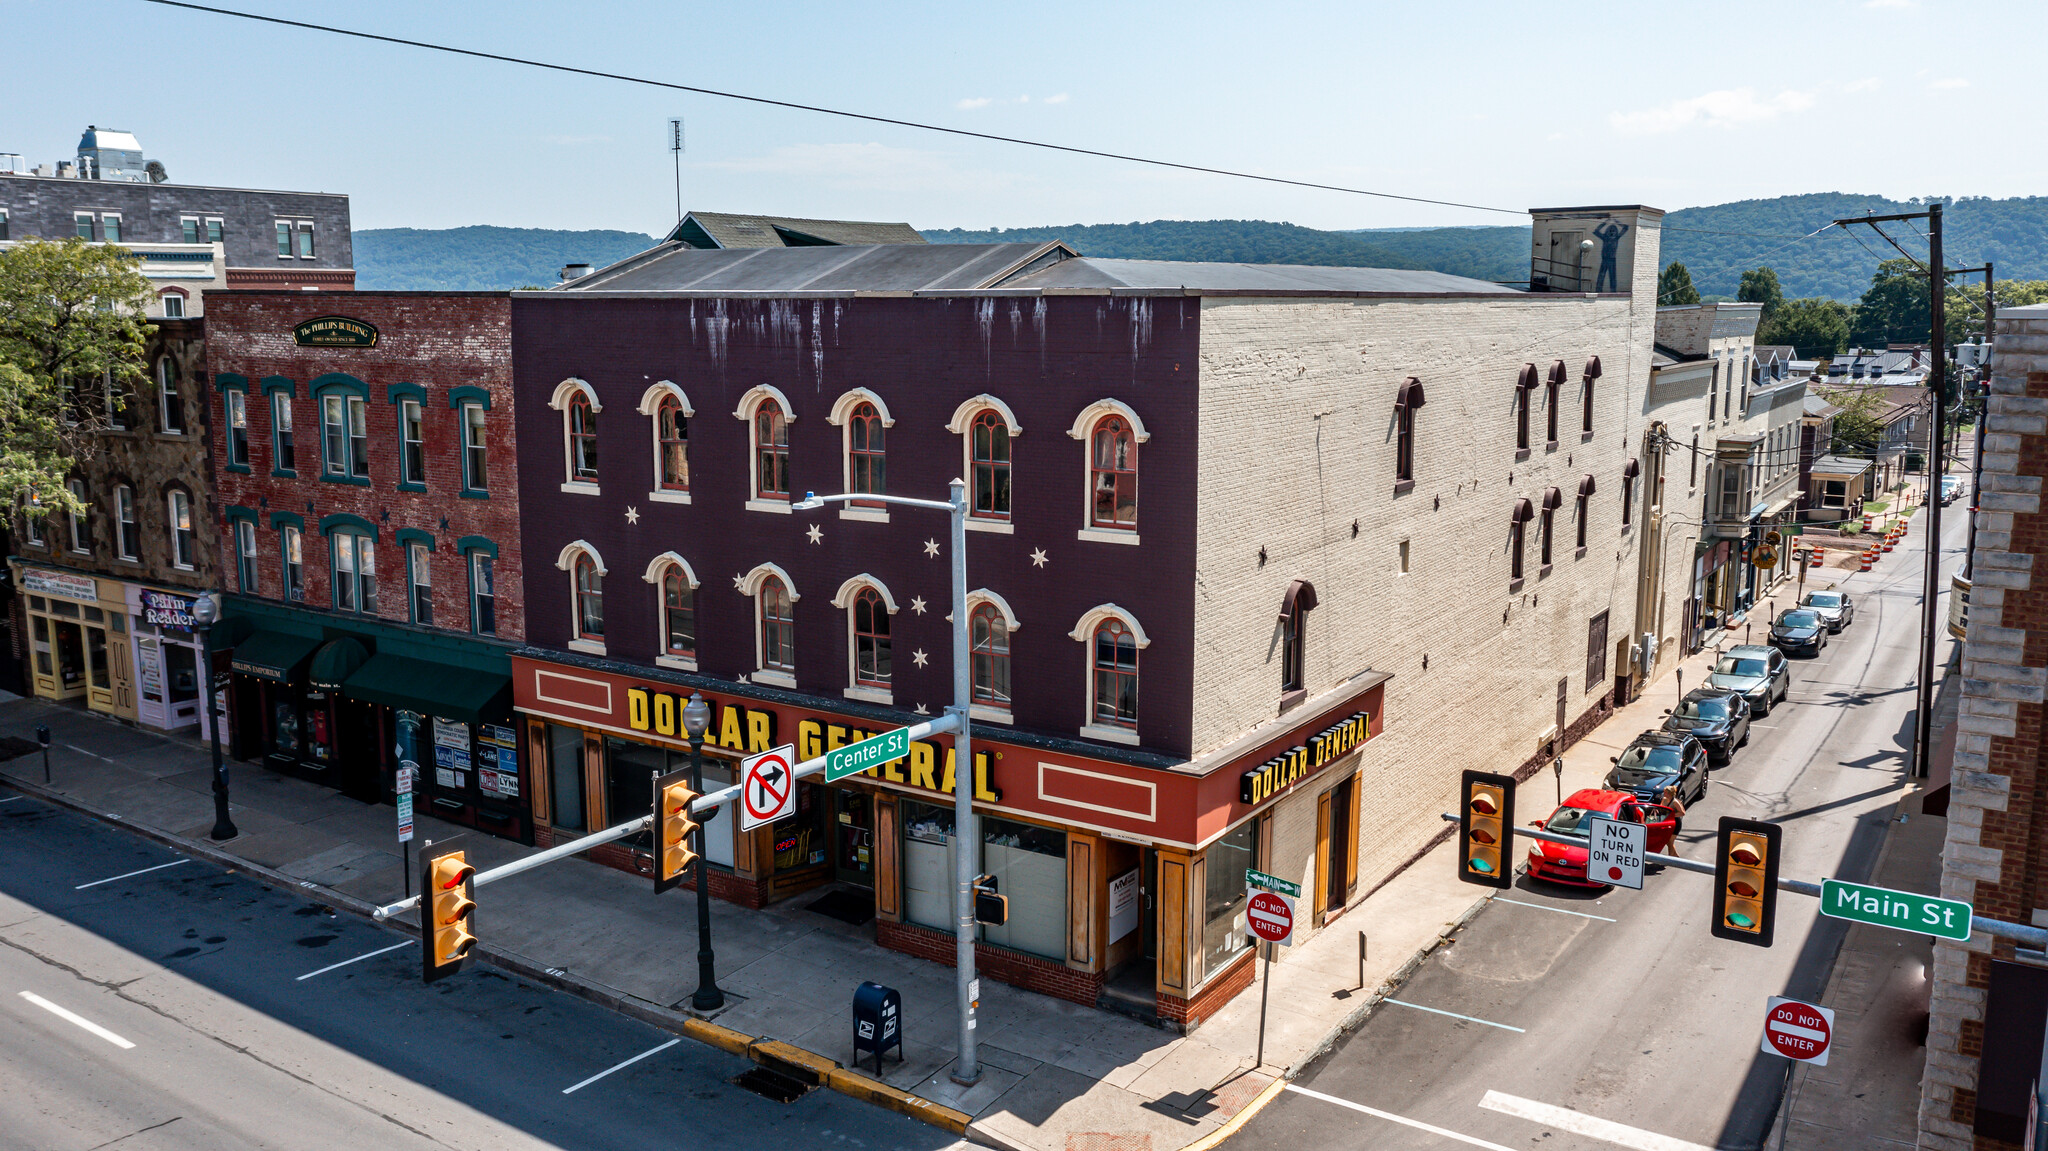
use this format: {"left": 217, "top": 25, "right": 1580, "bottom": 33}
{"left": 1761, "top": 996, "right": 1834, "bottom": 1065}
{"left": 1247, "top": 890, "right": 1295, "bottom": 946}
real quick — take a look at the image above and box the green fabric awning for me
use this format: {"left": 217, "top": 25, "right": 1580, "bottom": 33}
{"left": 308, "top": 637, "right": 369, "bottom": 690}
{"left": 341, "top": 653, "right": 511, "bottom": 726}
{"left": 228, "top": 631, "right": 321, "bottom": 683}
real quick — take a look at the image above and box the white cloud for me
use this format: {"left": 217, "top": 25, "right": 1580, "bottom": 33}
{"left": 1929, "top": 77, "right": 1970, "bottom": 90}
{"left": 1043, "top": 93, "right": 1069, "bottom": 105}
{"left": 1609, "top": 88, "right": 1817, "bottom": 134}
{"left": 955, "top": 97, "right": 993, "bottom": 110}
{"left": 700, "top": 142, "right": 1013, "bottom": 195}
{"left": 955, "top": 94, "right": 1067, "bottom": 111}
{"left": 1843, "top": 76, "right": 1881, "bottom": 93}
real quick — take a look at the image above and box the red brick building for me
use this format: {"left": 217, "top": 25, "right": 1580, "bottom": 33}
{"left": 200, "top": 292, "right": 532, "bottom": 841}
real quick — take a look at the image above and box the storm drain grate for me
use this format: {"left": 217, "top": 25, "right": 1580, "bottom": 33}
{"left": 732, "top": 1066, "right": 814, "bottom": 1103}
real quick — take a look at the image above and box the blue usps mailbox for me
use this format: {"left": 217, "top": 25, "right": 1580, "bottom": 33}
{"left": 851, "top": 981, "right": 902, "bottom": 1073}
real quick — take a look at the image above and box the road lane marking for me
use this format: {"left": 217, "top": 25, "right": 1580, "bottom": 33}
{"left": 74, "top": 859, "right": 189, "bottom": 889}
{"left": 1288, "top": 1085, "right": 1521, "bottom": 1151}
{"left": 1479, "top": 1090, "right": 1716, "bottom": 1151}
{"left": 1493, "top": 897, "right": 1616, "bottom": 922}
{"left": 18, "top": 991, "right": 136, "bottom": 1049}
{"left": 562, "top": 1038, "right": 680, "bottom": 1094}
{"left": 0, "top": 796, "right": 22, "bottom": 804}
{"left": 297, "top": 940, "right": 413, "bottom": 981}
{"left": 1382, "top": 999, "right": 1526, "bottom": 1032}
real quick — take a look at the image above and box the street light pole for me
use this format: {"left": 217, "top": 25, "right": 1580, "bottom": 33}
{"left": 793, "top": 483, "right": 979, "bottom": 1085}
{"left": 188, "top": 592, "right": 237, "bottom": 841}
{"left": 683, "top": 693, "right": 722, "bottom": 1011}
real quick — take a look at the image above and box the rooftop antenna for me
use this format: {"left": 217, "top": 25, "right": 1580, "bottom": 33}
{"left": 668, "top": 118, "right": 685, "bottom": 232}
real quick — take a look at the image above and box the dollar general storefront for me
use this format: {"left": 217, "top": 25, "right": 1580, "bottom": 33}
{"left": 513, "top": 653, "right": 1385, "bottom": 1028}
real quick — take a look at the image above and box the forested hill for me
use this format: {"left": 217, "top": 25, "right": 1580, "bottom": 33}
{"left": 352, "top": 195, "right": 2048, "bottom": 300}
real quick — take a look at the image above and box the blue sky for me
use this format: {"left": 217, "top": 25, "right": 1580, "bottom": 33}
{"left": 13, "top": 0, "right": 2039, "bottom": 235}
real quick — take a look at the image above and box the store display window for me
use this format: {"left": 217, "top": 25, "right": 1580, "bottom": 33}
{"left": 900, "top": 801, "right": 1067, "bottom": 960}
{"left": 1201, "top": 819, "right": 1259, "bottom": 979}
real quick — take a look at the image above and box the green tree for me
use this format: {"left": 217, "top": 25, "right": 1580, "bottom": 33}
{"left": 1757, "top": 297, "right": 1852, "bottom": 358}
{"left": 0, "top": 237, "right": 151, "bottom": 524}
{"left": 1658, "top": 262, "right": 1701, "bottom": 305}
{"left": 1818, "top": 386, "right": 1892, "bottom": 458}
{"left": 1737, "top": 267, "right": 1785, "bottom": 325}
{"left": 1850, "top": 258, "right": 1931, "bottom": 347}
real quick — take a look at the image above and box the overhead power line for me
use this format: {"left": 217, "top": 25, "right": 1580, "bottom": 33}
{"left": 141, "top": 0, "right": 1526, "bottom": 218}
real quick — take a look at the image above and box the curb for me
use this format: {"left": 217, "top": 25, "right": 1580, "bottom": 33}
{"left": 1180, "top": 1075, "right": 1288, "bottom": 1151}
{"left": 0, "top": 768, "right": 974, "bottom": 1138}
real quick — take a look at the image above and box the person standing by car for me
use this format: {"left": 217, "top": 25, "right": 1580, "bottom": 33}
{"left": 1657, "top": 784, "right": 1688, "bottom": 822}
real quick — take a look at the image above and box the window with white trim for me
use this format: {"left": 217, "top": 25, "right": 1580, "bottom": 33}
{"left": 852, "top": 586, "right": 891, "bottom": 688}
{"left": 568, "top": 393, "right": 598, "bottom": 481}
{"left": 157, "top": 358, "right": 183, "bottom": 434}
{"left": 100, "top": 214, "right": 121, "bottom": 243}
{"left": 407, "top": 542, "right": 433, "bottom": 625}
{"left": 1091, "top": 618, "right": 1138, "bottom": 729}
{"left": 235, "top": 520, "right": 258, "bottom": 592}
{"left": 759, "top": 575, "right": 795, "bottom": 673}
{"left": 470, "top": 552, "right": 496, "bottom": 635}
{"left": 331, "top": 531, "right": 377, "bottom": 614}
{"left": 656, "top": 395, "right": 688, "bottom": 491}
{"left": 972, "top": 409, "right": 1011, "bottom": 520}
{"left": 160, "top": 290, "right": 185, "bottom": 319}
{"left": 573, "top": 552, "right": 603, "bottom": 641}
{"left": 66, "top": 479, "right": 89, "bottom": 553}
{"left": 272, "top": 393, "right": 295, "bottom": 473}
{"left": 1089, "top": 415, "right": 1137, "bottom": 529}
{"left": 281, "top": 525, "right": 304, "bottom": 601}
{"left": 225, "top": 390, "right": 248, "bottom": 467}
{"left": 462, "top": 402, "right": 488, "bottom": 493}
{"left": 114, "top": 485, "right": 137, "bottom": 560}
{"left": 661, "top": 564, "right": 695, "bottom": 658}
{"left": 181, "top": 216, "right": 200, "bottom": 244}
{"left": 168, "top": 489, "right": 195, "bottom": 570}
{"left": 754, "top": 398, "right": 790, "bottom": 500}
{"left": 971, "top": 603, "right": 1011, "bottom": 711}
{"left": 399, "top": 398, "right": 425, "bottom": 486}
{"left": 848, "top": 402, "right": 885, "bottom": 504}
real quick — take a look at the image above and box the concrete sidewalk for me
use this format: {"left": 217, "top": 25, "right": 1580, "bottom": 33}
{"left": 0, "top": 603, "right": 1810, "bottom": 1151}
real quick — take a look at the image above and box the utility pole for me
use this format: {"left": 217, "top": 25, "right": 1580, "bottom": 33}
{"left": 669, "top": 118, "right": 685, "bottom": 231}
{"left": 1831, "top": 205, "right": 1946, "bottom": 781}
{"left": 1948, "top": 262, "right": 1995, "bottom": 577}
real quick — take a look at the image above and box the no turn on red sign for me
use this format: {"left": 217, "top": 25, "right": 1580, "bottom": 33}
{"left": 1761, "top": 997, "right": 1834, "bottom": 1065}
{"left": 1246, "top": 890, "right": 1295, "bottom": 946}
{"left": 739, "top": 744, "right": 798, "bottom": 832}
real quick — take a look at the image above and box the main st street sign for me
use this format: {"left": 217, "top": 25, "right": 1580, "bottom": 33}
{"left": 1820, "top": 878, "right": 1973, "bottom": 942}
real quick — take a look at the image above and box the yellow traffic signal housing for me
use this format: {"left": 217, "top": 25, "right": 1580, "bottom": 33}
{"left": 1459, "top": 770, "right": 1516, "bottom": 889}
{"left": 654, "top": 767, "right": 699, "bottom": 895}
{"left": 1712, "top": 817, "right": 1781, "bottom": 946}
{"left": 421, "top": 841, "right": 476, "bottom": 983}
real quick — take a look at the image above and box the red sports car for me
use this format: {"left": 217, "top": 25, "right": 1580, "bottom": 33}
{"left": 1524, "top": 788, "right": 1680, "bottom": 888}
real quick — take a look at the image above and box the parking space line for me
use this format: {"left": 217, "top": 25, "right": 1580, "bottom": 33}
{"left": 1493, "top": 897, "right": 1616, "bottom": 922}
{"left": 1288, "top": 1085, "right": 1521, "bottom": 1151}
{"left": 561, "top": 1038, "right": 679, "bottom": 1094}
{"left": 1480, "top": 1090, "right": 1716, "bottom": 1151}
{"left": 18, "top": 991, "right": 136, "bottom": 1049}
{"left": 0, "top": 796, "right": 22, "bottom": 803}
{"left": 1382, "top": 999, "right": 1526, "bottom": 1032}
{"left": 296, "top": 940, "right": 413, "bottom": 981}
{"left": 74, "top": 859, "right": 188, "bottom": 890}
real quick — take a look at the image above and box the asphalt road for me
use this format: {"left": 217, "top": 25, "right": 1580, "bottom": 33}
{"left": 1239, "top": 504, "right": 1964, "bottom": 1151}
{"left": 0, "top": 797, "right": 965, "bottom": 1151}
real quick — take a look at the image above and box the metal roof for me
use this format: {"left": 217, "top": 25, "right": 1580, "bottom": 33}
{"left": 666, "top": 211, "right": 926, "bottom": 250}
{"left": 999, "top": 257, "right": 1520, "bottom": 295}
{"left": 557, "top": 241, "right": 1074, "bottom": 293}
{"left": 1810, "top": 455, "right": 1874, "bottom": 474}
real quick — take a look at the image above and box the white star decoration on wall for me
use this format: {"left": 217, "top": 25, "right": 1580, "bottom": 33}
{"left": 624, "top": 506, "right": 640, "bottom": 525}
{"left": 912, "top": 649, "right": 929, "bottom": 668}
{"left": 732, "top": 574, "right": 747, "bottom": 591}
{"left": 923, "top": 539, "right": 941, "bottom": 557}
{"left": 806, "top": 524, "right": 823, "bottom": 544}
{"left": 910, "top": 596, "right": 927, "bottom": 615}
{"left": 915, "top": 704, "right": 930, "bottom": 715}
{"left": 1030, "top": 548, "right": 1049, "bottom": 567}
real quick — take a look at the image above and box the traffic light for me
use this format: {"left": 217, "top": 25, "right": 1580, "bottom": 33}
{"left": 973, "top": 874, "right": 1008, "bottom": 926}
{"left": 654, "top": 767, "right": 699, "bottom": 895}
{"left": 1458, "top": 770, "right": 1515, "bottom": 889}
{"left": 1712, "top": 817, "right": 1781, "bottom": 946}
{"left": 421, "top": 839, "right": 476, "bottom": 984}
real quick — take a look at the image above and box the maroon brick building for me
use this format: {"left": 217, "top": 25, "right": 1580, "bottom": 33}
{"left": 201, "top": 291, "right": 532, "bottom": 841}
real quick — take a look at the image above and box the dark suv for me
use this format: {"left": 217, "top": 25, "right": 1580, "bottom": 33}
{"left": 1605, "top": 731, "right": 1710, "bottom": 806}
{"left": 1661, "top": 688, "right": 1750, "bottom": 763}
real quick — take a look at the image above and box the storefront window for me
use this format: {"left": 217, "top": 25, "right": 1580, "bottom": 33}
{"left": 605, "top": 737, "right": 664, "bottom": 836}
{"left": 899, "top": 803, "right": 1067, "bottom": 960}
{"left": 701, "top": 762, "right": 734, "bottom": 868}
{"left": 547, "top": 724, "right": 585, "bottom": 833}
{"left": 900, "top": 801, "right": 957, "bottom": 933}
{"left": 1201, "top": 819, "right": 1259, "bottom": 979}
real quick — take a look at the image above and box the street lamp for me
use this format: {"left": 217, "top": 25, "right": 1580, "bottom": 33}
{"left": 793, "top": 480, "right": 981, "bottom": 1086}
{"left": 187, "top": 592, "right": 237, "bottom": 841}
{"left": 682, "top": 692, "right": 723, "bottom": 1011}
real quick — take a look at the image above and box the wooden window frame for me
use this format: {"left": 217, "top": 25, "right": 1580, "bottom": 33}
{"left": 970, "top": 408, "right": 1013, "bottom": 521}
{"left": 970, "top": 602, "right": 1011, "bottom": 710}
{"left": 573, "top": 553, "right": 603, "bottom": 641}
{"left": 1091, "top": 618, "right": 1139, "bottom": 729}
{"left": 848, "top": 402, "right": 885, "bottom": 506}
{"left": 656, "top": 395, "right": 689, "bottom": 492}
{"left": 1089, "top": 415, "right": 1138, "bottom": 530}
{"left": 568, "top": 394, "right": 599, "bottom": 482}
{"left": 852, "top": 586, "right": 891, "bottom": 687}
{"left": 754, "top": 399, "right": 791, "bottom": 501}
{"left": 661, "top": 564, "right": 695, "bottom": 658}
{"left": 759, "top": 576, "right": 796, "bottom": 672}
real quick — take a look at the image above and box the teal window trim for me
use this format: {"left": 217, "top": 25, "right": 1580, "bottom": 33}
{"left": 272, "top": 467, "right": 300, "bottom": 479}
{"left": 395, "top": 527, "right": 436, "bottom": 551}
{"left": 386, "top": 381, "right": 426, "bottom": 405}
{"left": 226, "top": 505, "right": 258, "bottom": 524}
{"left": 318, "top": 512, "right": 378, "bottom": 540}
{"left": 447, "top": 385, "right": 492, "bottom": 411}
{"left": 269, "top": 511, "right": 305, "bottom": 532}
{"left": 215, "top": 372, "right": 249, "bottom": 394}
{"left": 321, "top": 473, "right": 373, "bottom": 487}
{"left": 457, "top": 398, "right": 490, "bottom": 498}
{"left": 394, "top": 388, "right": 427, "bottom": 493}
{"left": 260, "top": 376, "right": 297, "bottom": 398}
{"left": 458, "top": 490, "right": 490, "bottom": 500}
{"left": 456, "top": 535, "right": 498, "bottom": 558}
{"left": 308, "top": 372, "right": 369, "bottom": 399}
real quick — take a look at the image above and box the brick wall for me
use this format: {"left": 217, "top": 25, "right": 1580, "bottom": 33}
{"left": 1918, "top": 305, "right": 2048, "bottom": 1151}
{"left": 201, "top": 292, "right": 526, "bottom": 641}
{"left": 1158, "top": 948, "right": 1256, "bottom": 1032}
{"left": 875, "top": 918, "right": 1104, "bottom": 1008}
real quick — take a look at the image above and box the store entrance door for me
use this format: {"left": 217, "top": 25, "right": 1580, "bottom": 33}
{"left": 48, "top": 619, "right": 87, "bottom": 699}
{"left": 834, "top": 789, "right": 875, "bottom": 888}
{"left": 1100, "top": 843, "right": 1157, "bottom": 1015}
{"left": 163, "top": 642, "right": 201, "bottom": 730}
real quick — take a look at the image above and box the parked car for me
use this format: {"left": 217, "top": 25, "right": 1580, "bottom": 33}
{"left": 1707, "top": 643, "right": 1791, "bottom": 715}
{"left": 1524, "top": 788, "right": 1682, "bottom": 888}
{"left": 1770, "top": 608, "right": 1829, "bottom": 656}
{"left": 1941, "top": 475, "right": 1963, "bottom": 505}
{"left": 1661, "top": 687, "right": 1751, "bottom": 762}
{"left": 1800, "top": 590, "right": 1854, "bottom": 632}
{"left": 1606, "top": 731, "right": 1710, "bottom": 805}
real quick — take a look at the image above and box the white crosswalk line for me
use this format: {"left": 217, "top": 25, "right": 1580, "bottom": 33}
{"left": 18, "top": 991, "right": 136, "bottom": 1049}
{"left": 561, "top": 1038, "right": 679, "bottom": 1094}
{"left": 1480, "top": 1090, "right": 1719, "bottom": 1151}
{"left": 75, "top": 859, "right": 189, "bottom": 889}
{"left": 1287, "top": 1085, "right": 1522, "bottom": 1151}
{"left": 297, "top": 940, "right": 413, "bottom": 981}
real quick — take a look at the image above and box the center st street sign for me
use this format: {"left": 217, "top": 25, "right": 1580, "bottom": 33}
{"left": 823, "top": 726, "right": 913, "bottom": 783}
{"left": 1820, "top": 878, "right": 1974, "bottom": 941}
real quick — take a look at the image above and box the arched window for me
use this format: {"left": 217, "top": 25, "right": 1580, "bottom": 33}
{"left": 1514, "top": 364, "right": 1536, "bottom": 456}
{"left": 1092, "top": 618, "right": 1139, "bottom": 729}
{"left": 657, "top": 396, "right": 688, "bottom": 491}
{"left": 661, "top": 565, "right": 694, "bottom": 657}
{"left": 849, "top": 402, "right": 885, "bottom": 504}
{"left": 1510, "top": 499, "right": 1534, "bottom": 584}
{"left": 852, "top": 587, "right": 890, "bottom": 686}
{"left": 1394, "top": 378, "right": 1425, "bottom": 486}
{"left": 1577, "top": 474, "right": 1596, "bottom": 551}
{"left": 574, "top": 553, "right": 603, "bottom": 640}
{"left": 1545, "top": 361, "right": 1565, "bottom": 447}
{"left": 971, "top": 603, "right": 1011, "bottom": 710}
{"left": 1279, "top": 580, "right": 1316, "bottom": 695}
{"left": 1090, "top": 416, "right": 1138, "bottom": 529}
{"left": 972, "top": 409, "right": 1011, "bottom": 520}
{"left": 755, "top": 399, "right": 790, "bottom": 500}
{"left": 760, "top": 576, "right": 795, "bottom": 672}
{"left": 1540, "top": 487, "right": 1561, "bottom": 570}
{"left": 568, "top": 393, "right": 598, "bottom": 481}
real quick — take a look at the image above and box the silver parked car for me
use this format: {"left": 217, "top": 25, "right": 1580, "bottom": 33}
{"left": 1801, "top": 590, "right": 1854, "bottom": 632}
{"left": 1706, "top": 643, "right": 1791, "bottom": 716}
